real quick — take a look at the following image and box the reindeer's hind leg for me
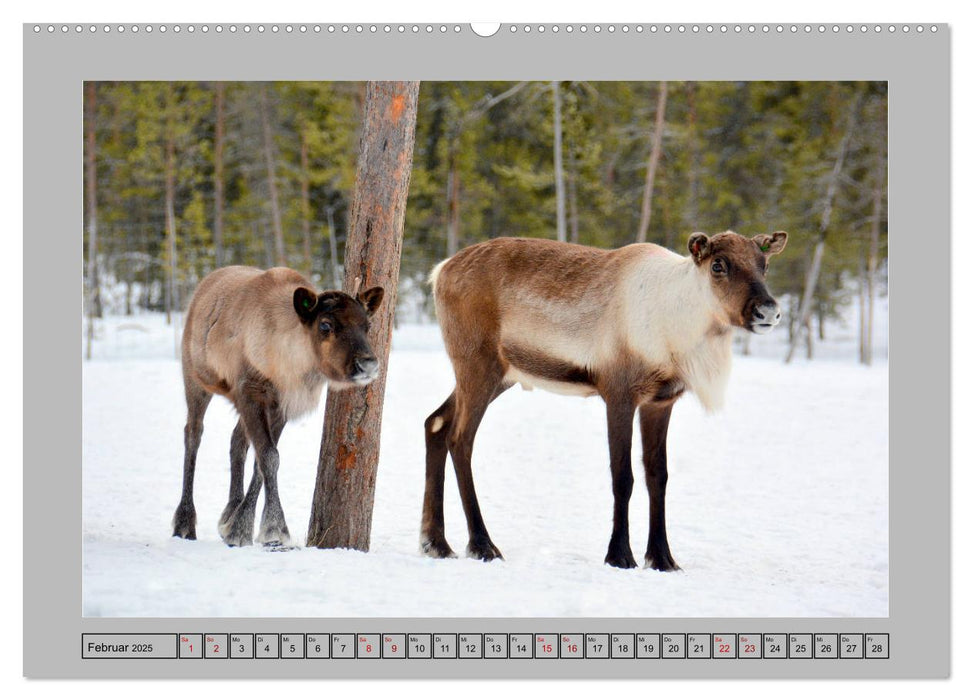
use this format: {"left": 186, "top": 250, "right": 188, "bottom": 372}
{"left": 217, "top": 419, "right": 249, "bottom": 537}
{"left": 421, "top": 392, "right": 457, "bottom": 558}
{"left": 219, "top": 420, "right": 249, "bottom": 540}
{"left": 172, "top": 381, "right": 213, "bottom": 539}
{"left": 256, "top": 410, "right": 290, "bottom": 547}
{"left": 448, "top": 362, "right": 508, "bottom": 562}
{"left": 220, "top": 409, "right": 287, "bottom": 547}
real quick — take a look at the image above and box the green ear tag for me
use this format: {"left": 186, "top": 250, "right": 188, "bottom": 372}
{"left": 760, "top": 244, "right": 770, "bottom": 252}
{"left": 303, "top": 298, "right": 311, "bottom": 308}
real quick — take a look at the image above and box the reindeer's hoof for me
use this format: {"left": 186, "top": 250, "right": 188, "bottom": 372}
{"left": 217, "top": 500, "right": 242, "bottom": 532}
{"left": 420, "top": 536, "right": 457, "bottom": 559}
{"left": 222, "top": 533, "right": 253, "bottom": 547}
{"left": 258, "top": 526, "right": 292, "bottom": 548}
{"left": 605, "top": 545, "right": 638, "bottom": 569}
{"left": 263, "top": 541, "right": 297, "bottom": 552}
{"left": 467, "top": 538, "right": 503, "bottom": 562}
{"left": 644, "top": 548, "right": 680, "bottom": 572}
{"left": 219, "top": 519, "right": 254, "bottom": 547}
{"left": 172, "top": 505, "right": 197, "bottom": 540}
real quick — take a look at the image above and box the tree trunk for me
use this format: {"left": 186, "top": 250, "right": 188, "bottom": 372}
{"left": 259, "top": 84, "right": 287, "bottom": 267}
{"left": 684, "top": 81, "right": 699, "bottom": 241}
{"left": 300, "top": 129, "right": 313, "bottom": 276}
{"left": 84, "top": 81, "right": 100, "bottom": 361}
{"left": 865, "top": 142, "right": 885, "bottom": 366}
{"left": 785, "top": 90, "right": 862, "bottom": 363}
{"left": 213, "top": 82, "right": 225, "bottom": 268}
{"left": 307, "top": 81, "right": 420, "bottom": 551}
{"left": 636, "top": 80, "right": 668, "bottom": 244}
{"left": 446, "top": 140, "right": 460, "bottom": 257}
{"left": 858, "top": 241, "right": 867, "bottom": 364}
{"left": 164, "top": 91, "right": 178, "bottom": 326}
{"left": 552, "top": 81, "right": 567, "bottom": 242}
{"left": 261, "top": 221, "right": 274, "bottom": 269}
{"left": 326, "top": 206, "right": 341, "bottom": 289}
{"left": 568, "top": 141, "right": 580, "bottom": 244}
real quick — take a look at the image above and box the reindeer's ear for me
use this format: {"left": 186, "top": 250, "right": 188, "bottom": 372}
{"left": 358, "top": 286, "right": 385, "bottom": 317}
{"left": 687, "top": 232, "right": 711, "bottom": 264}
{"left": 293, "top": 287, "right": 318, "bottom": 322}
{"left": 753, "top": 231, "right": 788, "bottom": 257}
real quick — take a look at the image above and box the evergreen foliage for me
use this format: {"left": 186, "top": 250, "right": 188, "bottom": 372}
{"left": 83, "top": 80, "right": 886, "bottom": 347}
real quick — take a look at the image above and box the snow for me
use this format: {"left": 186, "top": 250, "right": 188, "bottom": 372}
{"left": 82, "top": 303, "right": 888, "bottom": 618}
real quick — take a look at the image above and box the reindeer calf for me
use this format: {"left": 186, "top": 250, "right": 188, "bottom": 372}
{"left": 422, "top": 231, "right": 787, "bottom": 569}
{"left": 172, "top": 266, "right": 384, "bottom": 548}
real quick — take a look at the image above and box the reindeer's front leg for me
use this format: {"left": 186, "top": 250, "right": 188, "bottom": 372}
{"left": 639, "top": 401, "right": 679, "bottom": 571}
{"left": 604, "top": 395, "right": 637, "bottom": 568}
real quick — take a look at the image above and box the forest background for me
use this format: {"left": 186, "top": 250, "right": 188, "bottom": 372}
{"left": 81, "top": 80, "right": 888, "bottom": 362}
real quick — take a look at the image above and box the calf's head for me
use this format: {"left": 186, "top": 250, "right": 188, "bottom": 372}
{"left": 293, "top": 286, "right": 385, "bottom": 385}
{"left": 688, "top": 230, "right": 788, "bottom": 334}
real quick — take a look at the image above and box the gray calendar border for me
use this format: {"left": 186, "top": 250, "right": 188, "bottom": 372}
{"left": 23, "top": 23, "right": 949, "bottom": 679}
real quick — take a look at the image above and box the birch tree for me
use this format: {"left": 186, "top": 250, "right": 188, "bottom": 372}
{"left": 785, "top": 89, "right": 864, "bottom": 363}
{"left": 85, "top": 81, "right": 100, "bottom": 360}
{"left": 213, "top": 82, "right": 226, "bottom": 268}
{"left": 259, "top": 83, "right": 287, "bottom": 266}
{"left": 552, "top": 80, "right": 567, "bottom": 242}
{"left": 636, "top": 81, "right": 668, "bottom": 244}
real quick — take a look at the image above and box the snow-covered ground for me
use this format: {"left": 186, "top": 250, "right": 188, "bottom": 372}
{"left": 82, "top": 301, "right": 888, "bottom": 618}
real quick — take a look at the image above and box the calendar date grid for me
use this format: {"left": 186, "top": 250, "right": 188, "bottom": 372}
{"left": 82, "top": 632, "right": 889, "bottom": 661}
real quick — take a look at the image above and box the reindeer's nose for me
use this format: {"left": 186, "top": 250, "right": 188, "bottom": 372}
{"left": 751, "top": 301, "right": 782, "bottom": 334}
{"left": 353, "top": 356, "right": 379, "bottom": 379}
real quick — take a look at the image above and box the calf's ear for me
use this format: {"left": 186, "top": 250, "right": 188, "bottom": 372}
{"left": 753, "top": 231, "right": 788, "bottom": 257}
{"left": 293, "top": 287, "right": 319, "bottom": 322}
{"left": 687, "top": 232, "right": 711, "bottom": 264}
{"left": 359, "top": 286, "right": 385, "bottom": 317}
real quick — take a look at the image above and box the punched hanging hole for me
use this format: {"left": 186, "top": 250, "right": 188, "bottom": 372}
{"left": 471, "top": 23, "right": 501, "bottom": 37}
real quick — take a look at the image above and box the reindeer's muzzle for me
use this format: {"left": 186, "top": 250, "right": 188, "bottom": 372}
{"left": 750, "top": 300, "right": 782, "bottom": 334}
{"left": 351, "top": 355, "right": 380, "bottom": 385}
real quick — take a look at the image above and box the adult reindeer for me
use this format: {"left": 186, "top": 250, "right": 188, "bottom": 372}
{"left": 171, "top": 266, "right": 383, "bottom": 548}
{"left": 421, "top": 231, "right": 788, "bottom": 569}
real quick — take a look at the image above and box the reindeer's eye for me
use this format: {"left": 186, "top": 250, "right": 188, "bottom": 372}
{"left": 319, "top": 320, "right": 333, "bottom": 335}
{"left": 711, "top": 259, "right": 728, "bottom": 275}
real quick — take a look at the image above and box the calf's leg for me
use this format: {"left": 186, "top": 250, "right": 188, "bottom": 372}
{"left": 254, "top": 409, "right": 290, "bottom": 546}
{"left": 172, "top": 382, "right": 212, "bottom": 539}
{"left": 217, "top": 419, "right": 249, "bottom": 533}
{"left": 219, "top": 408, "right": 287, "bottom": 547}
{"left": 639, "top": 401, "right": 679, "bottom": 571}
{"left": 220, "top": 462, "right": 263, "bottom": 546}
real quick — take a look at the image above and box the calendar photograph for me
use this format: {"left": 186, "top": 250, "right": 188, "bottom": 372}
{"left": 81, "top": 79, "right": 889, "bottom": 619}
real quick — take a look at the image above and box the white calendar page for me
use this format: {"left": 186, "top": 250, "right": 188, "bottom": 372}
{"left": 14, "top": 0, "right": 960, "bottom": 687}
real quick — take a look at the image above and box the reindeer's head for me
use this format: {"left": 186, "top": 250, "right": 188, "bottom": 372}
{"left": 688, "top": 230, "right": 788, "bottom": 334}
{"left": 292, "top": 286, "right": 385, "bottom": 386}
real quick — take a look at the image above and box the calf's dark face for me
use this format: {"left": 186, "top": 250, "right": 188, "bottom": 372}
{"left": 293, "top": 286, "right": 385, "bottom": 385}
{"left": 688, "top": 230, "right": 788, "bottom": 334}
